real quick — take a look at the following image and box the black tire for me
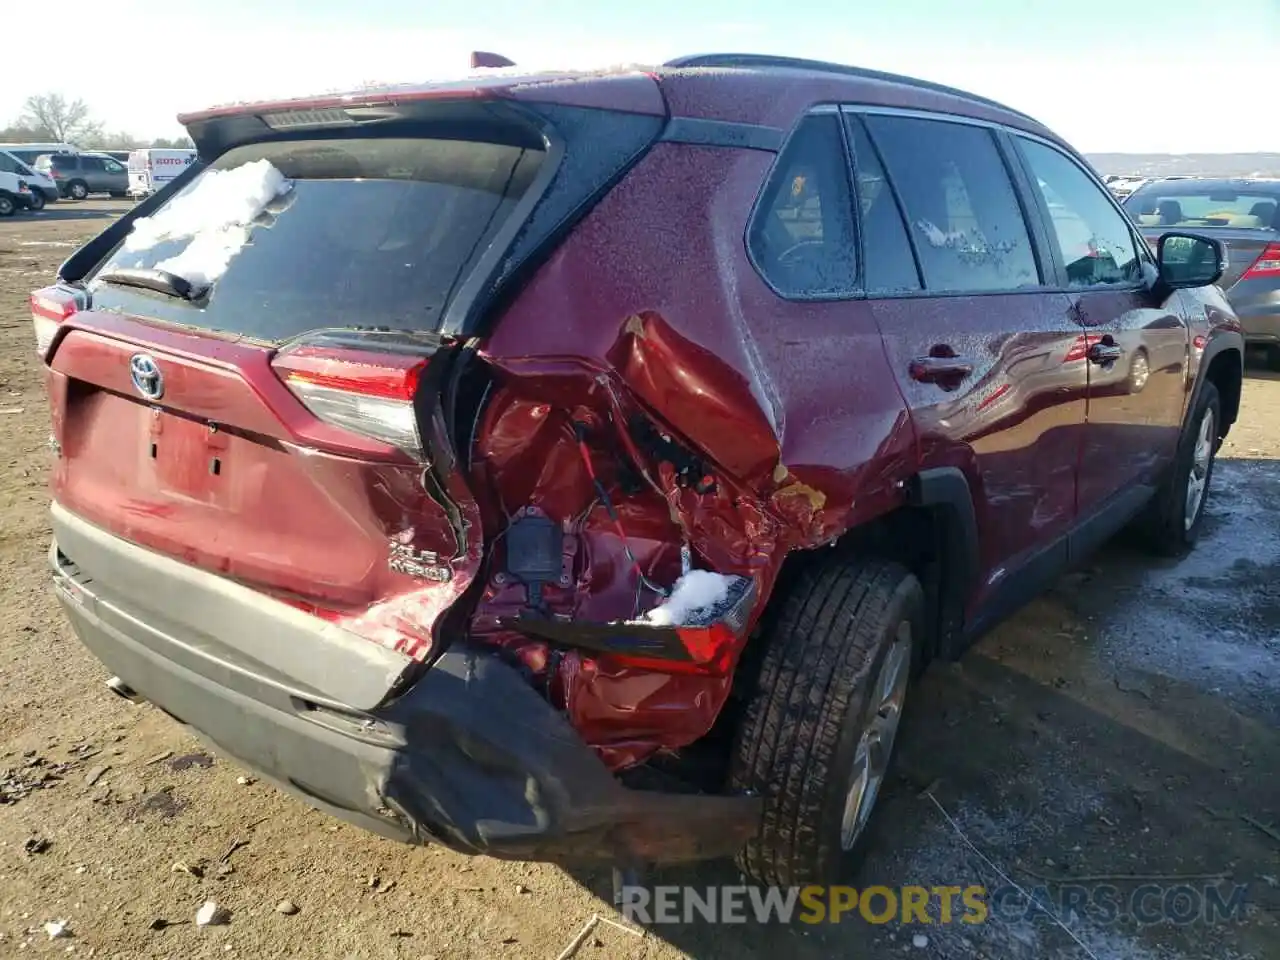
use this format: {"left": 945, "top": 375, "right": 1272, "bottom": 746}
{"left": 730, "top": 557, "right": 924, "bottom": 886}
{"left": 27, "top": 191, "right": 46, "bottom": 212}
{"left": 67, "top": 180, "right": 88, "bottom": 200}
{"left": 0, "top": 193, "right": 14, "bottom": 217}
{"left": 1138, "top": 381, "right": 1220, "bottom": 555}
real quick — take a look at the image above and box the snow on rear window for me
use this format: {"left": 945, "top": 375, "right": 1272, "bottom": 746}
{"left": 122, "top": 159, "right": 293, "bottom": 290}
{"left": 88, "top": 135, "right": 544, "bottom": 343}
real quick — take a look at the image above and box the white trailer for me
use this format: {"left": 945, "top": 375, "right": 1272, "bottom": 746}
{"left": 127, "top": 149, "right": 197, "bottom": 198}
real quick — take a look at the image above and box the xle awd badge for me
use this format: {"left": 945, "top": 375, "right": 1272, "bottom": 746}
{"left": 129, "top": 354, "right": 164, "bottom": 400}
{"left": 388, "top": 541, "right": 452, "bottom": 583}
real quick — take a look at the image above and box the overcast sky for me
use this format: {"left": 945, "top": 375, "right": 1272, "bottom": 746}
{"left": 6, "top": 0, "right": 1277, "bottom": 153}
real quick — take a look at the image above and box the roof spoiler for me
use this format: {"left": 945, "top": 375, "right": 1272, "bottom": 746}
{"left": 471, "top": 51, "right": 516, "bottom": 69}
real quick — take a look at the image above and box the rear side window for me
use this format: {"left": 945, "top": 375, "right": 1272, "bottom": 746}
{"left": 748, "top": 114, "right": 858, "bottom": 298}
{"left": 1016, "top": 138, "right": 1141, "bottom": 287}
{"left": 844, "top": 117, "right": 921, "bottom": 295}
{"left": 88, "top": 134, "right": 545, "bottom": 342}
{"left": 82, "top": 157, "right": 106, "bottom": 172}
{"left": 865, "top": 116, "right": 1039, "bottom": 293}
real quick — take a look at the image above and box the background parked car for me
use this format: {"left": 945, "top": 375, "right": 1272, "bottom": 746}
{"left": 0, "top": 142, "right": 79, "bottom": 166}
{"left": 34, "top": 152, "right": 128, "bottom": 200}
{"left": 1125, "top": 178, "right": 1280, "bottom": 367}
{"left": 0, "top": 149, "right": 58, "bottom": 210}
{"left": 0, "top": 171, "right": 34, "bottom": 216}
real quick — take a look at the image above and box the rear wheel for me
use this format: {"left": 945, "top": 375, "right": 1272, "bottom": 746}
{"left": 730, "top": 557, "right": 924, "bottom": 885}
{"left": 0, "top": 193, "right": 15, "bottom": 217}
{"left": 1126, "top": 348, "right": 1150, "bottom": 393}
{"left": 67, "top": 180, "right": 88, "bottom": 200}
{"left": 1138, "top": 381, "right": 1220, "bottom": 555}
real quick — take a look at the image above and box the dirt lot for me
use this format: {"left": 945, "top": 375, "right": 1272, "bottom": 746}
{"left": 0, "top": 200, "right": 1277, "bottom": 959}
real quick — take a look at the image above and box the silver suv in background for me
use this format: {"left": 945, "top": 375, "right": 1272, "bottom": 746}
{"left": 34, "top": 152, "right": 128, "bottom": 200}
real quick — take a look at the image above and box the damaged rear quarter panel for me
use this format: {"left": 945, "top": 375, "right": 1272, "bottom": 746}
{"left": 475, "top": 141, "right": 917, "bottom": 767}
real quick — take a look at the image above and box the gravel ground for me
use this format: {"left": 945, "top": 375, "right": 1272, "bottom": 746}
{"left": 0, "top": 200, "right": 1277, "bottom": 959}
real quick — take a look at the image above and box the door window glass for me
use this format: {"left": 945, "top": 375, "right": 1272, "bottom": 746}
{"left": 865, "top": 116, "right": 1039, "bottom": 292}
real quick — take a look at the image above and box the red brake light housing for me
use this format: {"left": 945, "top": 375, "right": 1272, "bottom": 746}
{"left": 509, "top": 575, "right": 758, "bottom": 677}
{"left": 1242, "top": 243, "right": 1280, "bottom": 280}
{"left": 271, "top": 344, "right": 430, "bottom": 458}
{"left": 1063, "top": 333, "right": 1105, "bottom": 364}
{"left": 30, "top": 285, "right": 83, "bottom": 360}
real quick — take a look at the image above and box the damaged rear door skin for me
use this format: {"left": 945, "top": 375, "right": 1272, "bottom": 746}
{"left": 474, "top": 140, "right": 917, "bottom": 768}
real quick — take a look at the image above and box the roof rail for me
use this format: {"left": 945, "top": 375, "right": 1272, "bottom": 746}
{"left": 663, "top": 53, "right": 1036, "bottom": 123}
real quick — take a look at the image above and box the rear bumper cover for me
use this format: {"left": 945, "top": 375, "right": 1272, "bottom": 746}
{"left": 1227, "top": 288, "right": 1280, "bottom": 344}
{"left": 49, "top": 509, "right": 759, "bottom": 864}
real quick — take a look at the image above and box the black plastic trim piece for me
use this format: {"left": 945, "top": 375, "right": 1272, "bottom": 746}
{"left": 906, "top": 467, "right": 980, "bottom": 658}
{"left": 1189, "top": 330, "right": 1245, "bottom": 429}
{"left": 659, "top": 117, "right": 783, "bottom": 152}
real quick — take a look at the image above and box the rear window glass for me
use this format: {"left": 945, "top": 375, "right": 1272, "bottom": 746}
{"left": 87, "top": 134, "right": 544, "bottom": 342}
{"left": 747, "top": 113, "right": 858, "bottom": 298}
{"left": 1125, "top": 186, "right": 1280, "bottom": 230}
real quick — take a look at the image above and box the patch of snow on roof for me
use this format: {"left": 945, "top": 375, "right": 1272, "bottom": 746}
{"left": 123, "top": 159, "right": 292, "bottom": 291}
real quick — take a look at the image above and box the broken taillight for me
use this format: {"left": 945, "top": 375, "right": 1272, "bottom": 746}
{"left": 30, "top": 285, "right": 82, "bottom": 360}
{"left": 271, "top": 344, "right": 429, "bottom": 457}
{"left": 511, "top": 575, "right": 758, "bottom": 676}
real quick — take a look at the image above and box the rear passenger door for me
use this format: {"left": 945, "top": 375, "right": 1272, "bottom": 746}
{"left": 1009, "top": 136, "right": 1188, "bottom": 516}
{"left": 80, "top": 156, "right": 106, "bottom": 192}
{"left": 848, "top": 111, "right": 1086, "bottom": 611}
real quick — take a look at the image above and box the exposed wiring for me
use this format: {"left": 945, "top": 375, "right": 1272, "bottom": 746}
{"left": 572, "top": 421, "right": 668, "bottom": 613}
{"left": 596, "top": 378, "right": 676, "bottom": 507}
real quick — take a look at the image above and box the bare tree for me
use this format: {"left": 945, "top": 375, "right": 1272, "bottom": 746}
{"left": 84, "top": 130, "right": 145, "bottom": 150}
{"left": 20, "top": 93, "right": 102, "bottom": 143}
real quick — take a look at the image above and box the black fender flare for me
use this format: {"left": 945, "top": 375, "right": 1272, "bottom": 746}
{"left": 906, "top": 467, "right": 980, "bottom": 659}
{"left": 1187, "top": 329, "right": 1244, "bottom": 433}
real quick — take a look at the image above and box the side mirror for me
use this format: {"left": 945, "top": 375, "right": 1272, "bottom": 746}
{"left": 1156, "top": 232, "right": 1226, "bottom": 289}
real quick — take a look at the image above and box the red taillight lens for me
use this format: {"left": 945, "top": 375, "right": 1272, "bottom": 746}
{"left": 272, "top": 345, "right": 429, "bottom": 457}
{"left": 30, "top": 286, "right": 81, "bottom": 360}
{"left": 1242, "top": 243, "right": 1280, "bottom": 280}
{"left": 1063, "top": 333, "right": 1104, "bottom": 364}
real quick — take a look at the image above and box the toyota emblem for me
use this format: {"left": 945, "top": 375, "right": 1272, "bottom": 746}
{"left": 129, "top": 353, "right": 164, "bottom": 400}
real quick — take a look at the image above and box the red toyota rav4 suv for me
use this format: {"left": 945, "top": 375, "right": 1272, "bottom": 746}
{"left": 34, "top": 54, "right": 1243, "bottom": 886}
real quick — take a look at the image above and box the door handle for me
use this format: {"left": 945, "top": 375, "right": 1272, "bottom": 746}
{"left": 909, "top": 355, "right": 975, "bottom": 384}
{"left": 1087, "top": 342, "right": 1122, "bottom": 365}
